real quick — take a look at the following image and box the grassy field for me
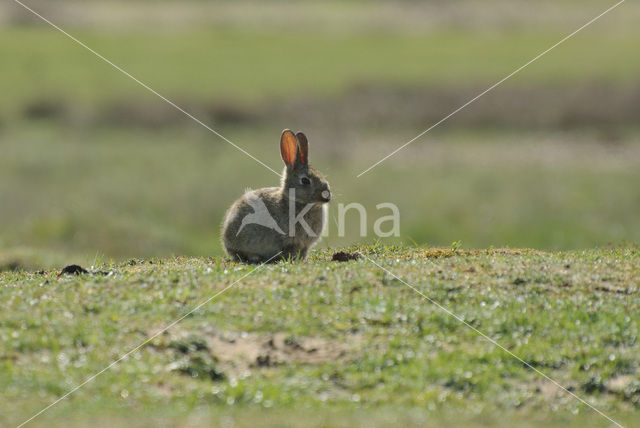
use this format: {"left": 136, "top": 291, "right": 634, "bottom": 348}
{"left": 1, "top": 245, "right": 639, "bottom": 427}
{"left": 1, "top": 4, "right": 640, "bottom": 425}
{"left": 1, "top": 27, "right": 639, "bottom": 118}
{"left": 1, "top": 1, "right": 639, "bottom": 258}
{"left": 1, "top": 124, "right": 639, "bottom": 260}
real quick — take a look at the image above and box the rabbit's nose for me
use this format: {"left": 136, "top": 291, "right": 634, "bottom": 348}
{"left": 321, "top": 190, "right": 331, "bottom": 202}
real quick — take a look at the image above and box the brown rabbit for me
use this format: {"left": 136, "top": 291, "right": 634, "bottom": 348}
{"left": 221, "top": 130, "right": 331, "bottom": 263}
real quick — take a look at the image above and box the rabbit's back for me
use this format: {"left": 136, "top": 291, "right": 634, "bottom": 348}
{"left": 221, "top": 187, "right": 324, "bottom": 263}
{"left": 222, "top": 187, "right": 285, "bottom": 262}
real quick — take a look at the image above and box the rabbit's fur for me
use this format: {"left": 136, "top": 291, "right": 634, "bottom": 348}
{"left": 221, "top": 130, "right": 331, "bottom": 263}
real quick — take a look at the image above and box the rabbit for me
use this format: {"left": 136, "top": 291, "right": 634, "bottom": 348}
{"left": 221, "top": 129, "right": 331, "bottom": 263}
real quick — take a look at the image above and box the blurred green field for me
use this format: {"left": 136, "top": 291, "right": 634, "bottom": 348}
{"left": 1, "top": 27, "right": 639, "bottom": 118}
{"left": 2, "top": 124, "right": 640, "bottom": 262}
{"left": 1, "top": 0, "right": 639, "bottom": 262}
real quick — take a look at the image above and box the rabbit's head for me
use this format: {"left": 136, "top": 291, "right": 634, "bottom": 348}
{"left": 279, "top": 129, "right": 331, "bottom": 205}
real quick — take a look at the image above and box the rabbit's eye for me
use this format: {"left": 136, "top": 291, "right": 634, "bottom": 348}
{"left": 301, "top": 177, "right": 311, "bottom": 185}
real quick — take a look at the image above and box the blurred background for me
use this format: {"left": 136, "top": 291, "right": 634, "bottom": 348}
{"left": 1, "top": 0, "right": 639, "bottom": 264}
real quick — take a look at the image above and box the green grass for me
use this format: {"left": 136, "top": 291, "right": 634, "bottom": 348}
{"left": 2, "top": 21, "right": 639, "bottom": 257}
{"left": 2, "top": 5, "right": 640, "bottom": 427}
{"left": 1, "top": 26, "right": 638, "bottom": 119}
{"left": 2, "top": 124, "right": 639, "bottom": 258}
{"left": 1, "top": 245, "right": 639, "bottom": 427}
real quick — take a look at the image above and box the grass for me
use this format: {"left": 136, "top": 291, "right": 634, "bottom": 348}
{"left": 2, "top": 4, "right": 639, "bottom": 427}
{"left": 2, "top": 124, "right": 639, "bottom": 258}
{"left": 1, "top": 245, "right": 639, "bottom": 427}
{"left": 1, "top": 26, "right": 639, "bottom": 119}
{"left": 1, "top": 18, "right": 639, "bottom": 258}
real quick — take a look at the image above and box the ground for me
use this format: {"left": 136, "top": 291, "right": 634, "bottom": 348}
{"left": 1, "top": 245, "right": 639, "bottom": 427}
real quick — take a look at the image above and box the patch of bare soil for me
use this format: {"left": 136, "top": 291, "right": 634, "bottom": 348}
{"left": 152, "top": 327, "right": 360, "bottom": 378}
{"left": 217, "top": 331, "right": 350, "bottom": 368}
{"left": 331, "top": 251, "right": 361, "bottom": 262}
{"left": 607, "top": 375, "right": 637, "bottom": 394}
{"left": 593, "top": 284, "right": 633, "bottom": 295}
{"left": 57, "top": 264, "right": 89, "bottom": 277}
{"left": 530, "top": 379, "right": 574, "bottom": 399}
{"left": 57, "top": 264, "right": 111, "bottom": 278}
{"left": 415, "top": 248, "right": 544, "bottom": 259}
{"left": 525, "top": 375, "right": 640, "bottom": 405}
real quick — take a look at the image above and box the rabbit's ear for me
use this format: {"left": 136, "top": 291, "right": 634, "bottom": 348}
{"left": 296, "top": 132, "right": 309, "bottom": 165}
{"left": 280, "top": 129, "right": 297, "bottom": 168}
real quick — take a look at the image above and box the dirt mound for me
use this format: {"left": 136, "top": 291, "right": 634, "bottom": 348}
{"left": 331, "top": 251, "right": 361, "bottom": 262}
{"left": 213, "top": 331, "right": 349, "bottom": 368}
{"left": 153, "top": 327, "right": 359, "bottom": 378}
